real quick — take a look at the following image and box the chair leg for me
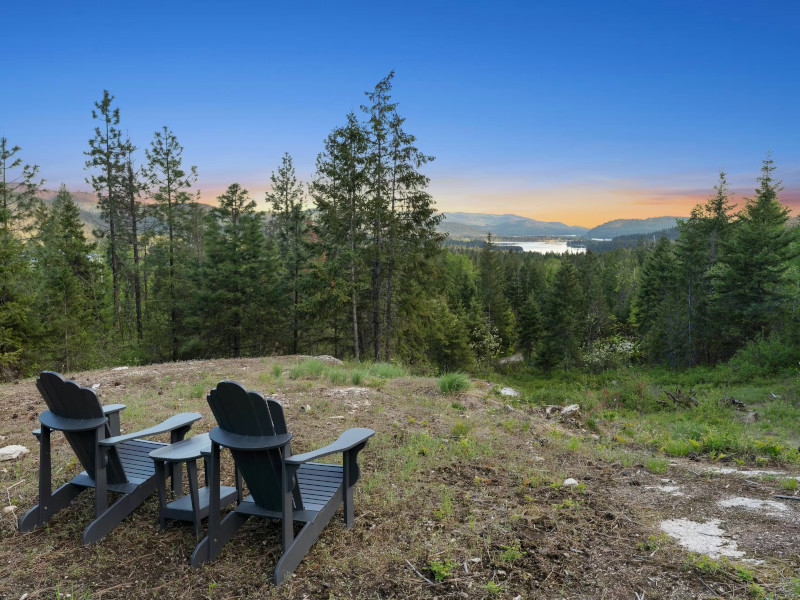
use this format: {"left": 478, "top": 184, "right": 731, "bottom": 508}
{"left": 82, "top": 479, "right": 156, "bottom": 545}
{"left": 190, "top": 511, "right": 249, "bottom": 567}
{"left": 18, "top": 482, "right": 84, "bottom": 532}
{"left": 273, "top": 487, "right": 343, "bottom": 586}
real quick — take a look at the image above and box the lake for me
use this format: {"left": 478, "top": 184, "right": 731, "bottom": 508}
{"left": 494, "top": 241, "right": 585, "bottom": 254}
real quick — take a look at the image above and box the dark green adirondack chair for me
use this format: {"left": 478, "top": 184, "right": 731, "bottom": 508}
{"left": 19, "top": 371, "right": 202, "bottom": 544}
{"left": 190, "top": 381, "right": 374, "bottom": 585}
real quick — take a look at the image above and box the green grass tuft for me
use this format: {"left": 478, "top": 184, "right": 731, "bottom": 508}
{"left": 438, "top": 372, "right": 471, "bottom": 395}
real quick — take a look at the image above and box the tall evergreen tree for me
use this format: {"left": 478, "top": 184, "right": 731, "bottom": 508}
{"left": 32, "top": 185, "right": 108, "bottom": 371}
{"left": 0, "top": 227, "right": 34, "bottom": 376}
{"left": 85, "top": 90, "right": 126, "bottom": 324}
{"left": 121, "top": 140, "right": 147, "bottom": 343}
{"left": 0, "top": 137, "right": 42, "bottom": 233}
{"left": 716, "top": 157, "right": 799, "bottom": 345}
{"left": 477, "top": 234, "right": 515, "bottom": 351}
{"left": 267, "top": 153, "right": 307, "bottom": 354}
{"left": 193, "top": 184, "right": 280, "bottom": 358}
{"left": 382, "top": 105, "right": 443, "bottom": 360}
{"left": 311, "top": 114, "right": 369, "bottom": 359}
{"left": 144, "top": 126, "right": 198, "bottom": 360}
{"left": 361, "top": 73, "right": 395, "bottom": 359}
{"left": 539, "top": 261, "right": 584, "bottom": 370}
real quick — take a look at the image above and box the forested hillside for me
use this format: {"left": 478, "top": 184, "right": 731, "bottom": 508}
{"left": 1, "top": 78, "right": 799, "bottom": 380}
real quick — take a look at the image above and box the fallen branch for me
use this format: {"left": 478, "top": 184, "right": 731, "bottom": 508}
{"left": 405, "top": 559, "right": 435, "bottom": 585}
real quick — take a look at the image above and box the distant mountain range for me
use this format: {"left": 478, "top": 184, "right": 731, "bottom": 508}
{"left": 35, "top": 188, "right": 687, "bottom": 242}
{"left": 440, "top": 212, "right": 686, "bottom": 240}
{"left": 585, "top": 216, "right": 684, "bottom": 239}
{"left": 439, "top": 212, "right": 588, "bottom": 237}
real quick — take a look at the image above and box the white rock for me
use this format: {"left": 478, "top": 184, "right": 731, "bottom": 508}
{"left": 498, "top": 387, "right": 520, "bottom": 397}
{"left": 315, "top": 355, "right": 343, "bottom": 365}
{"left": 560, "top": 404, "right": 580, "bottom": 417}
{"left": 562, "top": 478, "right": 579, "bottom": 487}
{"left": 660, "top": 518, "right": 744, "bottom": 559}
{"left": 112, "top": 366, "right": 129, "bottom": 371}
{"left": 2, "top": 505, "right": 17, "bottom": 514}
{"left": 300, "top": 405, "right": 312, "bottom": 413}
{"left": 91, "top": 383, "right": 100, "bottom": 390}
{"left": 0, "top": 445, "right": 29, "bottom": 461}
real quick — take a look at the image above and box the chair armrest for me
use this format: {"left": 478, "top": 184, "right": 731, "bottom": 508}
{"left": 285, "top": 428, "right": 375, "bottom": 465}
{"left": 209, "top": 427, "right": 292, "bottom": 451}
{"left": 39, "top": 410, "right": 108, "bottom": 433}
{"left": 103, "top": 404, "right": 126, "bottom": 415}
{"left": 98, "top": 412, "right": 202, "bottom": 446}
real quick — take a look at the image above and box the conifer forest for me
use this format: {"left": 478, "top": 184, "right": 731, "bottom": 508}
{"left": 1, "top": 74, "right": 799, "bottom": 380}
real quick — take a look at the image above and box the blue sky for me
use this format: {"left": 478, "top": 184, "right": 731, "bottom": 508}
{"left": 2, "top": 0, "right": 799, "bottom": 225}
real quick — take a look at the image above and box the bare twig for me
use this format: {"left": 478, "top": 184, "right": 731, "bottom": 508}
{"left": 405, "top": 559, "right": 435, "bottom": 585}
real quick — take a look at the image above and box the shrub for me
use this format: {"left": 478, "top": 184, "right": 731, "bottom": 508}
{"left": 438, "top": 372, "right": 471, "bottom": 395}
{"left": 728, "top": 334, "right": 800, "bottom": 380}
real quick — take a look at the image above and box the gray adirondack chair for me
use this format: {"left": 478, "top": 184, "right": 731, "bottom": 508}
{"left": 19, "top": 371, "right": 202, "bottom": 544}
{"left": 190, "top": 381, "right": 374, "bottom": 585}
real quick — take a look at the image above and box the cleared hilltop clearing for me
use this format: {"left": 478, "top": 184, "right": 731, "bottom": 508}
{"left": 1, "top": 357, "right": 799, "bottom": 599}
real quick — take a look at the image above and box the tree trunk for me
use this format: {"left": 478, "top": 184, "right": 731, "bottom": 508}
{"left": 127, "top": 162, "right": 143, "bottom": 342}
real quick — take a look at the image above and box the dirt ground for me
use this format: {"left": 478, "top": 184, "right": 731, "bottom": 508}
{"left": 0, "top": 358, "right": 798, "bottom": 599}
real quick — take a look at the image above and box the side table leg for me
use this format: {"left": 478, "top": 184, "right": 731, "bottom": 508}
{"left": 155, "top": 460, "right": 168, "bottom": 530}
{"left": 186, "top": 460, "right": 202, "bottom": 539}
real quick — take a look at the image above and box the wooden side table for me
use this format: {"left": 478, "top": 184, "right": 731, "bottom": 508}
{"left": 149, "top": 433, "right": 239, "bottom": 538}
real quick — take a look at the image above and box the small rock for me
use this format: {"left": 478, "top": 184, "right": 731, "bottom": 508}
{"left": 112, "top": 366, "right": 129, "bottom": 371}
{"left": 542, "top": 405, "right": 560, "bottom": 417}
{"left": 560, "top": 404, "right": 580, "bottom": 417}
{"left": 300, "top": 405, "right": 312, "bottom": 413}
{"left": 91, "top": 383, "right": 100, "bottom": 390}
{"left": 498, "top": 387, "right": 520, "bottom": 397}
{"left": 504, "top": 404, "right": 515, "bottom": 412}
{"left": 0, "top": 445, "right": 30, "bottom": 461}
{"left": 562, "top": 478, "right": 579, "bottom": 487}
{"left": 2, "top": 505, "right": 17, "bottom": 514}
{"left": 745, "top": 411, "right": 759, "bottom": 424}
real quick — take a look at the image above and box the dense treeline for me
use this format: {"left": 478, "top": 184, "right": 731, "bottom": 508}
{"left": 1, "top": 76, "right": 799, "bottom": 379}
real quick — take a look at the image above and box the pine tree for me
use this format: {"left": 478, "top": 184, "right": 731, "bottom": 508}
{"left": 144, "top": 127, "right": 198, "bottom": 360}
{"left": 517, "top": 290, "right": 543, "bottom": 359}
{"left": 716, "top": 157, "right": 799, "bottom": 345}
{"left": 539, "top": 261, "right": 584, "bottom": 370}
{"left": 632, "top": 237, "right": 688, "bottom": 365}
{"left": 477, "top": 234, "right": 515, "bottom": 351}
{"left": 0, "top": 137, "right": 42, "bottom": 233}
{"left": 121, "top": 140, "right": 147, "bottom": 343}
{"left": 310, "top": 114, "right": 369, "bottom": 359}
{"left": 382, "top": 106, "right": 443, "bottom": 361}
{"left": 32, "top": 185, "right": 108, "bottom": 371}
{"left": 361, "top": 73, "right": 395, "bottom": 359}
{"left": 193, "top": 184, "right": 280, "bottom": 358}
{"left": 85, "top": 90, "right": 126, "bottom": 324}
{"left": 0, "top": 227, "right": 35, "bottom": 376}
{"left": 267, "top": 153, "right": 307, "bottom": 354}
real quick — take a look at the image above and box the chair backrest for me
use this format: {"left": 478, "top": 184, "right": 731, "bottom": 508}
{"left": 37, "top": 371, "right": 127, "bottom": 484}
{"left": 207, "top": 381, "right": 291, "bottom": 511}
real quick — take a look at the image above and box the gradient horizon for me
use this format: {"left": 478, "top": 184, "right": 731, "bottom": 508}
{"left": 3, "top": 1, "right": 799, "bottom": 228}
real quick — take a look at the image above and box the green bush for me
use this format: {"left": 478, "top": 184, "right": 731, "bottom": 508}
{"left": 438, "top": 372, "right": 471, "bottom": 395}
{"left": 728, "top": 334, "right": 800, "bottom": 380}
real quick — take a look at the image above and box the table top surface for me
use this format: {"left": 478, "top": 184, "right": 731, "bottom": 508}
{"left": 149, "top": 432, "right": 211, "bottom": 462}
